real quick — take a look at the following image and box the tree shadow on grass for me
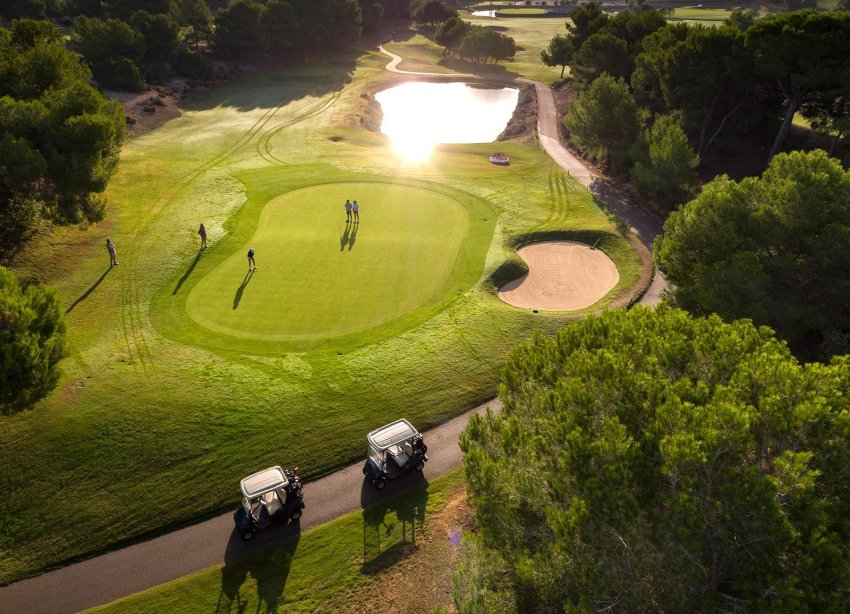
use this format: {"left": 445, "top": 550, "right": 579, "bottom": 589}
{"left": 65, "top": 267, "right": 112, "bottom": 314}
{"left": 233, "top": 270, "right": 254, "bottom": 310}
{"left": 437, "top": 57, "right": 517, "bottom": 80}
{"left": 360, "top": 471, "right": 429, "bottom": 576}
{"left": 173, "top": 249, "right": 203, "bottom": 295}
{"left": 218, "top": 522, "right": 302, "bottom": 614}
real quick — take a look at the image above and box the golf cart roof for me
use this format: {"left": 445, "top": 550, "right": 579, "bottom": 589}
{"left": 240, "top": 466, "right": 289, "bottom": 499}
{"left": 367, "top": 419, "right": 419, "bottom": 451}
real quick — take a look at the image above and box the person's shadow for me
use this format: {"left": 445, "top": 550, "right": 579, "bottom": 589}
{"left": 340, "top": 221, "right": 351, "bottom": 251}
{"left": 66, "top": 267, "right": 112, "bottom": 314}
{"left": 348, "top": 222, "right": 358, "bottom": 251}
{"left": 173, "top": 249, "right": 203, "bottom": 295}
{"left": 218, "top": 524, "right": 301, "bottom": 613}
{"left": 232, "top": 270, "right": 254, "bottom": 310}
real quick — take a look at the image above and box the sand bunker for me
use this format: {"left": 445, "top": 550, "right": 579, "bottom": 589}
{"left": 498, "top": 241, "right": 619, "bottom": 311}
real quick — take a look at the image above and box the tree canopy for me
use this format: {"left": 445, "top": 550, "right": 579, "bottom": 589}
{"left": 0, "top": 266, "right": 68, "bottom": 415}
{"left": 0, "top": 20, "right": 125, "bottom": 232}
{"left": 746, "top": 10, "right": 850, "bottom": 161}
{"left": 654, "top": 150, "right": 850, "bottom": 357}
{"left": 564, "top": 73, "right": 641, "bottom": 174}
{"left": 630, "top": 114, "right": 698, "bottom": 210}
{"left": 457, "top": 306, "right": 850, "bottom": 612}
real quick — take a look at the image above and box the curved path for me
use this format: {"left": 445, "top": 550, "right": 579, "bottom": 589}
{"left": 379, "top": 45, "right": 666, "bottom": 305}
{"left": 0, "top": 44, "right": 667, "bottom": 614}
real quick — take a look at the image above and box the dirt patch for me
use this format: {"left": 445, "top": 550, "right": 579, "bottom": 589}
{"left": 498, "top": 82, "right": 537, "bottom": 142}
{"left": 111, "top": 80, "right": 188, "bottom": 138}
{"left": 352, "top": 91, "right": 384, "bottom": 132}
{"left": 333, "top": 483, "right": 474, "bottom": 614}
{"left": 499, "top": 240, "right": 620, "bottom": 311}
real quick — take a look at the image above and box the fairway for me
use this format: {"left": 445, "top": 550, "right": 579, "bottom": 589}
{"left": 187, "top": 182, "right": 475, "bottom": 340}
{"left": 0, "top": 32, "right": 644, "bottom": 586}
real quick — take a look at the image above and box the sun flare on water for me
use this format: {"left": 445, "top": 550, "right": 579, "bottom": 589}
{"left": 375, "top": 82, "right": 519, "bottom": 164}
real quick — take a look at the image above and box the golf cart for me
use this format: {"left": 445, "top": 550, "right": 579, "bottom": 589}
{"left": 362, "top": 419, "right": 428, "bottom": 489}
{"left": 233, "top": 466, "right": 304, "bottom": 541}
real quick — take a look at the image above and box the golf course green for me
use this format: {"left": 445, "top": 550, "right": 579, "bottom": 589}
{"left": 185, "top": 181, "right": 490, "bottom": 342}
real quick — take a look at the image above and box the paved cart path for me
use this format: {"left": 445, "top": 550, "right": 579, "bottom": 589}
{"left": 379, "top": 45, "right": 666, "bottom": 304}
{"left": 0, "top": 45, "right": 668, "bottom": 614}
{"left": 0, "top": 399, "right": 499, "bottom": 613}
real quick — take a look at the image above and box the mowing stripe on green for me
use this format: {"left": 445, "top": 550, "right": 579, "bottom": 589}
{"left": 187, "top": 183, "right": 469, "bottom": 340}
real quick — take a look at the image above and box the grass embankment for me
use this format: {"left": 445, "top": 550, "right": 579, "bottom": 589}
{"left": 88, "top": 471, "right": 469, "bottom": 613}
{"left": 0, "top": 36, "right": 642, "bottom": 584}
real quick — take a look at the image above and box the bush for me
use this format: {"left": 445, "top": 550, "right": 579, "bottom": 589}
{"left": 0, "top": 266, "right": 68, "bottom": 415}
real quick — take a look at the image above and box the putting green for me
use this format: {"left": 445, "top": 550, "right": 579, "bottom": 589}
{"left": 185, "top": 182, "right": 476, "bottom": 340}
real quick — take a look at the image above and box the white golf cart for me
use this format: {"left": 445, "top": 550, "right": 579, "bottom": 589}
{"left": 233, "top": 466, "right": 304, "bottom": 541}
{"left": 362, "top": 419, "right": 428, "bottom": 489}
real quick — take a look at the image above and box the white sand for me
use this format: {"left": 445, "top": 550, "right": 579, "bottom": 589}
{"left": 498, "top": 241, "right": 619, "bottom": 311}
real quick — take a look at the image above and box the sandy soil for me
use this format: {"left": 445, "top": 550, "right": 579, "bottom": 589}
{"left": 334, "top": 483, "right": 473, "bottom": 614}
{"left": 498, "top": 240, "right": 620, "bottom": 311}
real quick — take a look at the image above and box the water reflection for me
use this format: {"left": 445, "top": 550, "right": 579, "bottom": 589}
{"left": 375, "top": 82, "right": 519, "bottom": 162}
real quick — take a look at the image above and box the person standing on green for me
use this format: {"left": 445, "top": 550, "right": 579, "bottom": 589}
{"left": 198, "top": 223, "right": 207, "bottom": 250}
{"left": 247, "top": 247, "right": 257, "bottom": 272}
{"left": 352, "top": 200, "right": 360, "bottom": 223}
{"left": 345, "top": 199, "right": 352, "bottom": 222}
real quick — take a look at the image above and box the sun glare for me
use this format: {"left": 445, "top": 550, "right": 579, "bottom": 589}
{"left": 375, "top": 82, "right": 518, "bottom": 163}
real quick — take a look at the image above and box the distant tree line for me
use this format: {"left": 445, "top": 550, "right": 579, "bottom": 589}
{"left": 212, "top": 0, "right": 370, "bottom": 60}
{"left": 544, "top": 4, "right": 850, "bottom": 210}
{"left": 435, "top": 15, "right": 516, "bottom": 63}
{"left": 1, "top": 0, "right": 388, "bottom": 91}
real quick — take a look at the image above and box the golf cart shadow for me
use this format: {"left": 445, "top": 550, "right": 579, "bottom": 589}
{"left": 217, "top": 521, "right": 301, "bottom": 613}
{"left": 360, "top": 471, "right": 429, "bottom": 575}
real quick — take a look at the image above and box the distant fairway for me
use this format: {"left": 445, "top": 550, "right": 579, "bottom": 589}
{"left": 186, "top": 182, "right": 475, "bottom": 340}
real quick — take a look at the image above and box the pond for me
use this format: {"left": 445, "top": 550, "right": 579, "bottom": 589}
{"left": 375, "top": 82, "right": 519, "bottom": 161}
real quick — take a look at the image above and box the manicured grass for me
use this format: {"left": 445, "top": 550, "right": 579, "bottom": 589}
{"left": 496, "top": 7, "right": 549, "bottom": 15}
{"left": 87, "top": 471, "right": 466, "bottom": 613}
{"left": 181, "top": 179, "right": 492, "bottom": 346}
{"left": 0, "top": 37, "right": 642, "bottom": 584}
{"left": 667, "top": 7, "right": 734, "bottom": 23}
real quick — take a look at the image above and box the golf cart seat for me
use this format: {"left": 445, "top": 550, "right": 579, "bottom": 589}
{"left": 387, "top": 444, "right": 410, "bottom": 467}
{"left": 262, "top": 491, "right": 282, "bottom": 516}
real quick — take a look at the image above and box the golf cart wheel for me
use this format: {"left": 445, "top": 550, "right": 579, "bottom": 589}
{"left": 241, "top": 531, "right": 254, "bottom": 542}
{"left": 420, "top": 444, "right": 428, "bottom": 454}
{"left": 374, "top": 477, "right": 386, "bottom": 490}
{"left": 415, "top": 459, "right": 425, "bottom": 471}
{"left": 291, "top": 509, "right": 302, "bottom": 521}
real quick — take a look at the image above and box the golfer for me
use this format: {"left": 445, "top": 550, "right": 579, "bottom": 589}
{"left": 344, "top": 199, "right": 352, "bottom": 222}
{"left": 247, "top": 247, "right": 257, "bottom": 271}
{"left": 352, "top": 200, "right": 359, "bottom": 223}
{"left": 198, "top": 223, "right": 207, "bottom": 249}
{"left": 106, "top": 239, "right": 118, "bottom": 267}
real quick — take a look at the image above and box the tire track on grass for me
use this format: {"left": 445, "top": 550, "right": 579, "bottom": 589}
{"left": 256, "top": 89, "right": 342, "bottom": 166}
{"left": 119, "top": 87, "right": 313, "bottom": 370}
